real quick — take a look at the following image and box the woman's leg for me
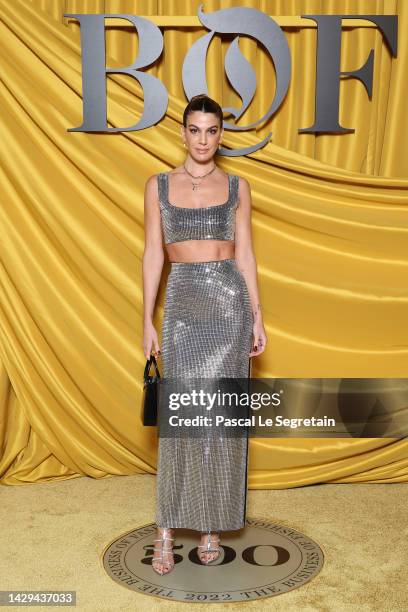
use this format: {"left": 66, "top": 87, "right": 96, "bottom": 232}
{"left": 152, "top": 527, "right": 175, "bottom": 575}
{"left": 198, "top": 529, "right": 221, "bottom": 564}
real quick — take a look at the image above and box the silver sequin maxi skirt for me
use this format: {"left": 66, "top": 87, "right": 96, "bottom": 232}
{"left": 155, "top": 258, "right": 253, "bottom": 531}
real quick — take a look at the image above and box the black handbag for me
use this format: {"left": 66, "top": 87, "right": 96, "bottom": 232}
{"left": 142, "top": 354, "right": 161, "bottom": 426}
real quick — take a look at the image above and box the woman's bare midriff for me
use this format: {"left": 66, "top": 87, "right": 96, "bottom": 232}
{"left": 166, "top": 239, "right": 235, "bottom": 263}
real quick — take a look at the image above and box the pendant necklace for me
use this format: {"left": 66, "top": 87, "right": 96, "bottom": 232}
{"left": 183, "top": 163, "right": 217, "bottom": 191}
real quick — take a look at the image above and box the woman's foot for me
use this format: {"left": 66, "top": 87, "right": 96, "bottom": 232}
{"left": 152, "top": 527, "right": 175, "bottom": 575}
{"left": 198, "top": 530, "right": 221, "bottom": 564}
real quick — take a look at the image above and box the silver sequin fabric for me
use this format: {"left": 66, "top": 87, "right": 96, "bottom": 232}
{"left": 156, "top": 259, "right": 253, "bottom": 531}
{"left": 157, "top": 172, "right": 238, "bottom": 244}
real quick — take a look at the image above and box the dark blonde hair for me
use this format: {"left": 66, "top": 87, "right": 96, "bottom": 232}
{"left": 183, "top": 94, "right": 223, "bottom": 129}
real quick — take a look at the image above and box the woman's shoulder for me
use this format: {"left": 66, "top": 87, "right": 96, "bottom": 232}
{"left": 145, "top": 171, "right": 168, "bottom": 185}
{"left": 168, "top": 166, "right": 186, "bottom": 176}
{"left": 144, "top": 173, "right": 167, "bottom": 201}
{"left": 233, "top": 175, "right": 251, "bottom": 207}
{"left": 153, "top": 167, "right": 186, "bottom": 179}
{"left": 233, "top": 173, "right": 250, "bottom": 185}
{"left": 233, "top": 174, "right": 251, "bottom": 196}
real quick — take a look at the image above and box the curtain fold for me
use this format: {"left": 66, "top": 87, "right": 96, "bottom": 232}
{"left": 0, "top": 0, "right": 407, "bottom": 487}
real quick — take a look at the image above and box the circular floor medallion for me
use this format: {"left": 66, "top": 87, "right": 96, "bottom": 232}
{"left": 101, "top": 517, "right": 324, "bottom": 603}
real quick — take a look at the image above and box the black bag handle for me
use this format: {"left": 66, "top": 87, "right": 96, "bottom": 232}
{"left": 143, "top": 354, "right": 161, "bottom": 383}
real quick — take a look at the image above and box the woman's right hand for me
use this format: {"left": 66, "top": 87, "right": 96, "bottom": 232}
{"left": 143, "top": 320, "right": 161, "bottom": 360}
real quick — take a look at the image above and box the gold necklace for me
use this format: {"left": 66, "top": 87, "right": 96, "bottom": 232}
{"left": 183, "top": 163, "right": 217, "bottom": 191}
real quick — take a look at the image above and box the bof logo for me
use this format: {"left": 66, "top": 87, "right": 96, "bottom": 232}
{"left": 65, "top": 5, "right": 398, "bottom": 156}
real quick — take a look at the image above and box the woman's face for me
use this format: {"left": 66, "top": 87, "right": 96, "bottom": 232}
{"left": 181, "top": 111, "right": 223, "bottom": 161}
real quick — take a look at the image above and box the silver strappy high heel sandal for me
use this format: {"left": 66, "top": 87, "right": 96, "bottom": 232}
{"left": 198, "top": 530, "right": 221, "bottom": 564}
{"left": 152, "top": 527, "right": 175, "bottom": 575}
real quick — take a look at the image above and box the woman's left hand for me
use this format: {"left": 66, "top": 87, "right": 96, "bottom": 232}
{"left": 250, "top": 321, "right": 267, "bottom": 357}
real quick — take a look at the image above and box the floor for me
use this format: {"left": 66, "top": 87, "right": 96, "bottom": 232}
{"left": 1, "top": 474, "right": 407, "bottom": 611}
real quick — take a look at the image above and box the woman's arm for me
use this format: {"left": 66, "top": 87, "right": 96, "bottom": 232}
{"left": 234, "top": 176, "right": 267, "bottom": 357}
{"left": 142, "top": 175, "right": 165, "bottom": 359}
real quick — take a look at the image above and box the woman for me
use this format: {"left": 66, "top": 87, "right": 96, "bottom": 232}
{"left": 142, "top": 94, "right": 267, "bottom": 575}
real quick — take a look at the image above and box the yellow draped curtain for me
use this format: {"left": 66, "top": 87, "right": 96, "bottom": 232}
{"left": 1, "top": 0, "right": 407, "bottom": 487}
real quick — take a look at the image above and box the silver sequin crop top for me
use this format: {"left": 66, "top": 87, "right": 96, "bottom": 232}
{"left": 157, "top": 172, "right": 239, "bottom": 244}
